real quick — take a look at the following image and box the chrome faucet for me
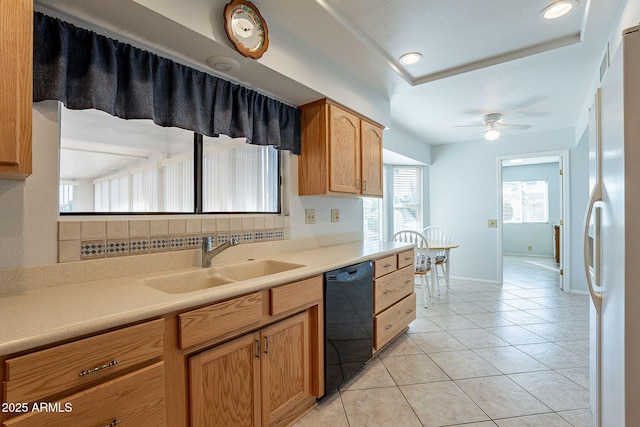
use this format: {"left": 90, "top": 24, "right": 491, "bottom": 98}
{"left": 202, "top": 236, "right": 240, "bottom": 267}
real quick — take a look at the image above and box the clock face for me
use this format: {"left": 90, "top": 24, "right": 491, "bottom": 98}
{"left": 224, "top": 0, "right": 269, "bottom": 59}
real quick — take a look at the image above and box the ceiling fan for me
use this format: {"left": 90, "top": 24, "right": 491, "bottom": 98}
{"left": 457, "top": 113, "right": 532, "bottom": 141}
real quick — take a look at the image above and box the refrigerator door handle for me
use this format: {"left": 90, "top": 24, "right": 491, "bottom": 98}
{"left": 584, "top": 181, "right": 603, "bottom": 313}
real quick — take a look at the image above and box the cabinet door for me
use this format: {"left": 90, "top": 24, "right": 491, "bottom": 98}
{"left": 328, "top": 105, "right": 360, "bottom": 194}
{"left": 361, "top": 120, "right": 383, "bottom": 197}
{"left": 261, "top": 312, "right": 311, "bottom": 426}
{"left": 0, "top": 0, "right": 32, "bottom": 179}
{"left": 189, "top": 333, "right": 261, "bottom": 427}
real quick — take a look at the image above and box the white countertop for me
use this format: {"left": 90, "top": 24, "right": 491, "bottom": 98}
{"left": 0, "top": 240, "right": 411, "bottom": 356}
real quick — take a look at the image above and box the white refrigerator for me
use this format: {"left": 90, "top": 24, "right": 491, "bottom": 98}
{"left": 585, "top": 24, "right": 640, "bottom": 427}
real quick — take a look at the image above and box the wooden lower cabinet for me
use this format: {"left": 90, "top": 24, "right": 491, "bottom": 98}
{"left": 189, "top": 333, "right": 261, "bottom": 426}
{"left": 189, "top": 312, "right": 314, "bottom": 427}
{"left": 3, "top": 362, "right": 165, "bottom": 427}
{"left": 373, "top": 250, "right": 416, "bottom": 353}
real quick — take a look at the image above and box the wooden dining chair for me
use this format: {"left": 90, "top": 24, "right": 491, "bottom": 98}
{"left": 392, "top": 230, "right": 435, "bottom": 307}
{"left": 423, "top": 226, "right": 450, "bottom": 292}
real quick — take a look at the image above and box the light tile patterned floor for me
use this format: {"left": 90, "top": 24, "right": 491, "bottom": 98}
{"left": 295, "top": 256, "right": 594, "bottom": 427}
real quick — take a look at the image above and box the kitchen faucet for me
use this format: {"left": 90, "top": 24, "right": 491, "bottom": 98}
{"left": 202, "top": 236, "right": 240, "bottom": 267}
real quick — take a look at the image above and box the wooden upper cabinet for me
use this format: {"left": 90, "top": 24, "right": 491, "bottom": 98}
{"left": 360, "top": 119, "right": 383, "bottom": 196}
{"left": 328, "top": 105, "right": 360, "bottom": 194}
{"left": 0, "top": 0, "right": 32, "bottom": 180}
{"left": 299, "top": 99, "right": 383, "bottom": 198}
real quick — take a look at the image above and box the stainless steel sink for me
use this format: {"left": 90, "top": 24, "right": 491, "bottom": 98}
{"left": 212, "top": 259, "right": 305, "bottom": 281}
{"left": 141, "top": 260, "right": 305, "bottom": 294}
{"left": 140, "top": 270, "right": 235, "bottom": 294}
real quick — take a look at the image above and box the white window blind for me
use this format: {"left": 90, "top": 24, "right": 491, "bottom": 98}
{"left": 132, "top": 166, "right": 159, "bottom": 212}
{"left": 202, "top": 140, "right": 279, "bottom": 212}
{"left": 162, "top": 157, "right": 194, "bottom": 212}
{"left": 392, "top": 167, "right": 423, "bottom": 235}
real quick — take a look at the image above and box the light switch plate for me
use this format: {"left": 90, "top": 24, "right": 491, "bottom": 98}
{"left": 488, "top": 219, "right": 497, "bottom": 228}
{"left": 305, "top": 209, "right": 316, "bottom": 224}
{"left": 331, "top": 209, "right": 339, "bottom": 223}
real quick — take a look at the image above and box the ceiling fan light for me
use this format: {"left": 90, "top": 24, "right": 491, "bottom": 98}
{"left": 541, "top": 0, "right": 576, "bottom": 20}
{"left": 485, "top": 129, "right": 500, "bottom": 141}
{"left": 399, "top": 52, "right": 422, "bottom": 65}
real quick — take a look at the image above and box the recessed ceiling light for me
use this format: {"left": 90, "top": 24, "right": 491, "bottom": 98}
{"left": 399, "top": 52, "right": 422, "bottom": 65}
{"left": 540, "top": 0, "right": 577, "bottom": 20}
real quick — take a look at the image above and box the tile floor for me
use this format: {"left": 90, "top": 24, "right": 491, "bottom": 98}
{"left": 295, "top": 255, "right": 594, "bottom": 427}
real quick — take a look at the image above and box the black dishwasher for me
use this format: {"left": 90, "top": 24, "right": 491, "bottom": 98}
{"left": 324, "top": 260, "right": 374, "bottom": 394}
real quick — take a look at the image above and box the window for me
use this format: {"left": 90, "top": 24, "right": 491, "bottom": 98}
{"left": 59, "top": 182, "right": 76, "bottom": 213}
{"left": 503, "top": 180, "right": 549, "bottom": 223}
{"left": 364, "top": 165, "right": 423, "bottom": 241}
{"left": 58, "top": 107, "right": 280, "bottom": 214}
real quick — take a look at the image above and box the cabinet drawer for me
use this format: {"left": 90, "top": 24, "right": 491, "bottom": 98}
{"left": 373, "top": 255, "right": 396, "bottom": 278}
{"left": 374, "top": 293, "right": 417, "bottom": 351}
{"left": 180, "top": 292, "right": 264, "bottom": 349}
{"left": 397, "top": 249, "right": 414, "bottom": 269}
{"left": 3, "top": 362, "right": 165, "bottom": 427}
{"left": 374, "top": 266, "right": 414, "bottom": 314}
{"left": 270, "top": 275, "right": 323, "bottom": 316}
{"left": 4, "top": 319, "right": 164, "bottom": 404}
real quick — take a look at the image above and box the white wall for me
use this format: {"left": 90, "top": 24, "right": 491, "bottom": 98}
{"left": 429, "top": 128, "right": 581, "bottom": 283}
{"left": 0, "top": 101, "right": 60, "bottom": 268}
{"left": 502, "top": 162, "right": 561, "bottom": 257}
{"left": 285, "top": 154, "right": 364, "bottom": 240}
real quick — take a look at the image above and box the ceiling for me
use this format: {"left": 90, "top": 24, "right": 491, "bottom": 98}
{"left": 37, "top": 0, "right": 624, "bottom": 146}
{"left": 256, "top": 0, "right": 622, "bottom": 144}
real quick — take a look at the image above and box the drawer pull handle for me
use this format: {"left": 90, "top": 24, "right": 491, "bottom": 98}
{"left": 383, "top": 290, "right": 393, "bottom": 295}
{"left": 264, "top": 336, "right": 269, "bottom": 355}
{"left": 255, "top": 339, "right": 260, "bottom": 359}
{"left": 385, "top": 324, "right": 393, "bottom": 330}
{"left": 383, "top": 264, "right": 393, "bottom": 268}
{"left": 406, "top": 309, "right": 414, "bottom": 314}
{"left": 105, "top": 420, "right": 121, "bottom": 427}
{"left": 79, "top": 360, "right": 119, "bottom": 377}
{"left": 404, "top": 280, "right": 412, "bottom": 284}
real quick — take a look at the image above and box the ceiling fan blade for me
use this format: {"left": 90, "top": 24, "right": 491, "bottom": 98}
{"left": 454, "top": 124, "right": 485, "bottom": 128}
{"left": 499, "top": 124, "right": 531, "bottom": 130}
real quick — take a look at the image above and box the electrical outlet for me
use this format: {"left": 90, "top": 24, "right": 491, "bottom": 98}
{"left": 488, "top": 219, "right": 497, "bottom": 228}
{"left": 331, "top": 209, "right": 340, "bottom": 223}
{"left": 528, "top": 245, "right": 533, "bottom": 251}
{"left": 305, "top": 209, "right": 316, "bottom": 224}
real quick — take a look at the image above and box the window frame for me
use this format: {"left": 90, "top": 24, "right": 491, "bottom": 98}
{"left": 59, "top": 132, "right": 282, "bottom": 216}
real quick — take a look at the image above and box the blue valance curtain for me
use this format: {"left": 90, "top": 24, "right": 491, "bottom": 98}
{"left": 33, "top": 12, "right": 301, "bottom": 154}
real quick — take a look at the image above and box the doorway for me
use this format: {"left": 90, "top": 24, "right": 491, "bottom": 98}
{"left": 497, "top": 150, "right": 570, "bottom": 291}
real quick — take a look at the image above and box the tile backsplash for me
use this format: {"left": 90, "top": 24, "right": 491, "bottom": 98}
{"left": 58, "top": 216, "right": 290, "bottom": 263}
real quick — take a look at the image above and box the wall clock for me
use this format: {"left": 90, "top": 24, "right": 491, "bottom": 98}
{"left": 224, "top": 0, "right": 269, "bottom": 59}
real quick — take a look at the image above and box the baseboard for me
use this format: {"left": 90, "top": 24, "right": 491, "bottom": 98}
{"left": 449, "top": 275, "right": 500, "bottom": 285}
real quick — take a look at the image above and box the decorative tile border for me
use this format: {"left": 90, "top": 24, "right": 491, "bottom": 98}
{"left": 129, "top": 239, "right": 149, "bottom": 255}
{"left": 106, "top": 239, "right": 129, "bottom": 257}
{"left": 81, "top": 240, "right": 106, "bottom": 260}
{"left": 58, "top": 216, "right": 289, "bottom": 263}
